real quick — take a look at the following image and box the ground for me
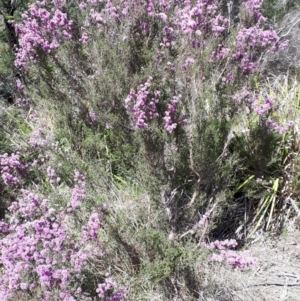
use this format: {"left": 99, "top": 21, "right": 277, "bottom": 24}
{"left": 204, "top": 218, "right": 300, "bottom": 301}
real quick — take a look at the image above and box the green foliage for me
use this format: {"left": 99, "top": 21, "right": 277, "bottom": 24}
{"left": 0, "top": 43, "right": 14, "bottom": 75}
{"left": 138, "top": 228, "right": 182, "bottom": 283}
{"left": 128, "top": 17, "right": 161, "bottom": 75}
{"left": 0, "top": 109, "right": 13, "bottom": 154}
{"left": 262, "top": 0, "right": 300, "bottom": 22}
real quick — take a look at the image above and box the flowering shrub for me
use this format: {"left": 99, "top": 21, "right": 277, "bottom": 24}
{"left": 15, "top": 0, "right": 285, "bottom": 77}
{"left": 4, "top": 0, "right": 295, "bottom": 298}
{"left": 14, "top": 0, "right": 72, "bottom": 69}
{"left": 185, "top": 212, "right": 258, "bottom": 269}
{"left": 0, "top": 175, "right": 125, "bottom": 301}
{"left": 120, "top": 0, "right": 286, "bottom": 131}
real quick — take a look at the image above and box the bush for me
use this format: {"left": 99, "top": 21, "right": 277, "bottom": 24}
{"left": 0, "top": 0, "right": 298, "bottom": 300}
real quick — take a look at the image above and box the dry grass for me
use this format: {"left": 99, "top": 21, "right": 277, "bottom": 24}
{"left": 197, "top": 219, "right": 300, "bottom": 301}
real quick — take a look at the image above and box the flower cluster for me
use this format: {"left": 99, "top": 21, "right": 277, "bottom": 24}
{"left": 68, "top": 170, "right": 87, "bottom": 211}
{"left": 96, "top": 278, "right": 120, "bottom": 300}
{"left": 250, "top": 93, "right": 293, "bottom": 134}
{"left": 174, "top": 0, "right": 282, "bottom": 75}
{"left": 47, "top": 166, "right": 61, "bottom": 184}
{"left": 208, "top": 248, "right": 258, "bottom": 269}
{"left": 125, "top": 80, "right": 186, "bottom": 132}
{"left": 76, "top": 0, "right": 171, "bottom": 45}
{"left": 232, "top": 89, "right": 251, "bottom": 105}
{"left": 267, "top": 118, "right": 294, "bottom": 135}
{"left": 176, "top": 0, "right": 220, "bottom": 36}
{"left": 245, "top": 0, "right": 266, "bottom": 24}
{"left": 212, "top": 14, "right": 229, "bottom": 36}
{"left": 182, "top": 57, "right": 195, "bottom": 70}
{"left": 252, "top": 95, "right": 274, "bottom": 116}
{"left": 164, "top": 95, "right": 182, "bottom": 133}
{"left": 160, "top": 25, "right": 175, "bottom": 48}
{"left": 29, "top": 124, "right": 49, "bottom": 148}
{"left": 0, "top": 221, "right": 9, "bottom": 233}
{"left": 210, "top": 45, "right": 230, "bottom": 61}
{"left": 234, "top": 26, "right": 280, "bottom": 74}
{"left": 15, "top": 0, "right": 73, "bottom": 69}
{"left": 0, "top": 184, "right": 124, "bottom": 300}
{"left": 106, "top": 289, "right": 126, "bottom": 301}
{"left": 189, "top": 211, "right": 210, "bottom": 237}
{"left": 0, "top": 153, "right": 27, "bottom": 186}
{"left": 205, "top": 239, "right": 238, "bottom": 250}
{"left": 185, "top": 212, "right": 257, "bottom": 269}
{"left": 125, "top": 77, "right": 160, "bottom": 128}
{"left": 81, "top": 212, "right": 104, "bottom": 242}
{"left": 204, "top": 239, "right": 258, "bottom": 269}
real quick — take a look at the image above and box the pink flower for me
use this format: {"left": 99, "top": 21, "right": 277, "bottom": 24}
{"left": 20, "top": 283, "right": 28, "bottom": 290}
{"left": 168, "top": 232, "right": 175, "bottom": 241}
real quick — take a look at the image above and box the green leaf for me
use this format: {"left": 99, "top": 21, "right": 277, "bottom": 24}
{"left": 266, "top": 178, "right": 279, "bottom": 230}
{"left": 5, "top": 15, "right": 14, "bottom": 20}
{"left": 232, "top": 175, "right": 254, "bottom": 195}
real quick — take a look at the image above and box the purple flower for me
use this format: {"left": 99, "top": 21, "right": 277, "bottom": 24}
{"left": 164, "top": 95, "right": 183, "bottom": 133}
{"left": 107, "top": 288, "right": 126, "bottom": 301}
{"left": 15, "top": 1, "right": 73, "bottom": 69}
{"left": 96, "top": 277, "right": 116, "bottom": 298}
{"left": 79, "top": 32, "right": 89, "bottom": 44}
{"left": 125, "top": 77, "right": 160, "bottom": 128}
{"left": 20, "top": 282, "right": 28, "bottom": 290}
{"left": 0, "top": 153, "right": 27, "bottom": 186}
{"left": 0, "top": 222, "right": 9, "bottom": 233}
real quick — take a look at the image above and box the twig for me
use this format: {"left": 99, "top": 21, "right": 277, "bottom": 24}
{"left": 248, "top": 282, "right": 300, "bottom": 287}
{"left": 278, "top": 12, "right": 300, "bottom": 37}
{"left": 287, "top": 196, "right": 300, "bottom": 218}
{"left": 277, "top": 273, "right": 299, "bottom": 278}
{"left": 187, "top": 119, "right": 201, "bottom": 209}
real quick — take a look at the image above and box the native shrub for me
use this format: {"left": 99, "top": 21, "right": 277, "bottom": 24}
{"left": 14, "top": 0, "right": 72, "bottom": 69}
{"left": 0, "top": 170, "right": 125, "bottom": 301}
{"left": 4, "top": 3, "right": 294, "bottom": 300}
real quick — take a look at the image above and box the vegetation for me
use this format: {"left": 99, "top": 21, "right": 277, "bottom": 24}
{"left": 0, "top": 0, "right": 300, "bottom": 300}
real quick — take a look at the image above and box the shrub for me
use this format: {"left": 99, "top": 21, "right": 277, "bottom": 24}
{"left": 0, "top": 0, "right": 298, "bottom": 300}
{"left": 0, "top": 172, "right": 125, "bottom": 301}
